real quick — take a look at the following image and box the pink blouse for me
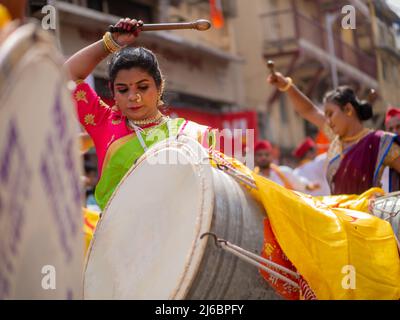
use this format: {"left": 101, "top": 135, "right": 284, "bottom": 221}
{"left": 74, "top": 81, "right": 131, "bottom": 174}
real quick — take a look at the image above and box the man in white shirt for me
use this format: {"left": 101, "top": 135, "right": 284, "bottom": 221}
{"left": 254, "top": 140, "right": 319, "bottom": 193}
{"left": 292, "top": 138, "right": 330, "bottom": 196}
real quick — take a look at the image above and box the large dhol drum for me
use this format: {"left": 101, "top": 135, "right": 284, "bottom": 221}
{"left": 0, "top": 23, "right": 83, "bottom": 299}
{"left": 371, "top": 191, "right": 400, "bottom": 243}
{"left": 84, "top": 136, "right": 279, "bottom": 299}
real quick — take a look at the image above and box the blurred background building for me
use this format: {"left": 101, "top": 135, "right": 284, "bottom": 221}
{"left": 28, "top": 0, "right": 258, "bottom": 144}
{"left": 233, "top": 0, "right": 400, "bottom": 158}
{"left": 27, "top": 0, "right": 400, "bottom": 161}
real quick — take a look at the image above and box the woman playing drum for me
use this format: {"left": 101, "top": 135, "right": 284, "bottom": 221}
{"left": 267, "top": 72, "right": 400, "bottom": 195}
{"left": 65, "top": 18, "right": 214, "bottom": 211}
{"left": 65, "top": 19, "right": 400, "bottom": 300}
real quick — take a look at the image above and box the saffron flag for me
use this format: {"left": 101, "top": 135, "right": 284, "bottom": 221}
{"left": 254, "top": 175, "right": 400, "bottom": 299}
{"left": 209, "top": 0, "right": 224, "bottom": 29}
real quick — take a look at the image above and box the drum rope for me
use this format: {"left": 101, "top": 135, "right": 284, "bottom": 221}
{"left": 209, "top": 151, "right": 258, "bottom": 190}
{"left": 200, "top": 233, "right": 300, "bottom": 289}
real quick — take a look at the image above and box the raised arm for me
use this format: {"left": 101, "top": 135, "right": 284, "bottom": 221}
{"left": 64, "top": 18, "right": 142, "bottom": 81}
{"left": 267, "top": 72, "right": 327, "bottom": 131}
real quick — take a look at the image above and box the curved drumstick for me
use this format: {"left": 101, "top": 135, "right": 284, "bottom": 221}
{"left": 108, "top": 19, "right": 211, "bottom": 33}
{"left": 366, "top": 88, "right": 378, "bottom": 104}
{"left": 267, "top": 60, "right": 276, "bottom": 76}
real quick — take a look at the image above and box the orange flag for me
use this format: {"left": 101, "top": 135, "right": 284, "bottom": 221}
{"left": 209, "top": 0, "right": 224, "bottom": 29}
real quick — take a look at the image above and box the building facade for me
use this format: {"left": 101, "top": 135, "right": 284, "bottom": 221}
{"left": 29, "top": 0, "right": 257, "bottom": 131}
{"left": 233, "top": 0, "right": 399, "bottom": 154}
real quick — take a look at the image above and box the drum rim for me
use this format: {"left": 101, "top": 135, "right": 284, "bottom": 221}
{"left": 0, "top": 23, "right": 64, "bottom": 101}
{"left": 83, "top": 136, "right": 216, "bottom": 299}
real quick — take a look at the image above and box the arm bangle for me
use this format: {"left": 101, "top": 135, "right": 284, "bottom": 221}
{"left": 102, "top": 32, "right": 124, "bottom": 54}
{"left": 279, "top": 77, "right": 293, "bottom": 92}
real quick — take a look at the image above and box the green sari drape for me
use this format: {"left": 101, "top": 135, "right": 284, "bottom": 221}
{"left": 95, "top": 118, "right": 213, "bottom": 210}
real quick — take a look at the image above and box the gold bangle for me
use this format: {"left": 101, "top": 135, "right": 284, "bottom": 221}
{"left": 279, "top": 77, "right": 293, "bottom": 92}
{"left": 102, "top": 32, "right": 124, "bottom": 54}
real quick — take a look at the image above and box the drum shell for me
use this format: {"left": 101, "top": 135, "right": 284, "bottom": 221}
{"left": 371, "top": 192, "right": 400, "bottom": 242}
{"left": 186, "top": 168, "right": 280, "bottom": 299}
{"left": 83, "top": 137, "right": 279, "bottom": 299}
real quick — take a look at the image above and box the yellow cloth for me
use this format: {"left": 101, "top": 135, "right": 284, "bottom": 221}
{"left": 83, "top": 207, "right": 100, "bottom": 254}
{"left": 79, "top": 133, "right": 94, "bottom": 154}
{"left": 214, "top": 153, "right": 400, "bottom": 299}
{"left": 0, "top": 5, "right": 11, "bottom": 28}
{"left": 83, "top": 150, "right": 400, "bottom": 299}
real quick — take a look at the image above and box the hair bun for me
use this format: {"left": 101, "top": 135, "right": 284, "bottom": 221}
{"left": 358, "top": 100, "right": 373, "bottom": 121}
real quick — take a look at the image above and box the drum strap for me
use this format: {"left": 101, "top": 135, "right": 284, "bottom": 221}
{"left": 201, "top": 233, "right": 300, "bottom": 289}
{"left": 132, "top": 119, "right": 173, "bottom": 152}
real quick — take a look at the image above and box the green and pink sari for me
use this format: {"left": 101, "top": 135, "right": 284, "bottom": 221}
{"left": 95, "top": 118, "right": 214, "bottom": 210}
{"left": 73, "top": 81, "right": 214, "bottom": 211}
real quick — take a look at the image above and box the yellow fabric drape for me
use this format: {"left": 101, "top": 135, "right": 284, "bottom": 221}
{"left": 0, "top": 5, "right": 11, "bottom": 29}
{"left": 216, "top": 153, "right": 400, "bottom": 299}
{"left": 83, "top": 207, "right": 100, "bottom": 254}
{"left": 83, "top": 150, "right": 400, "bottom": 299}
{"left": 254, "top": 175, "right": 400, "bottom": 299}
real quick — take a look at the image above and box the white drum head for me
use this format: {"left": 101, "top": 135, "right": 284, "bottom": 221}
{"left": 84, "top": 136, "right": 215, "bottom": 299}
{"left": 0, "top": 24, "right": 83, "bottom": 299}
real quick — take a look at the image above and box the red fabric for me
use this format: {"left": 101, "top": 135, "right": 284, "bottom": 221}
{"left": 293, "top": 137, "right": 315, "bottom": 159}
{"left": 315, "top": 130, "right": 329, "bottom": 155}
{"left": 260, "top": 218, "right": 318, "bottom": 300}
{"left": 385, "top": 107, "right": 400, "bottom": 125}
{"left": 259, "top": 219, "right": 300, "bottom": 300}
{"left": 254, "top": 140, "right": 272, "bottom": 153}
{"left": 209, "top": 0, "right": 224, "bottom": 29}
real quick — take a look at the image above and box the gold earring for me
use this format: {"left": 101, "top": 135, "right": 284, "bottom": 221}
{"left": 157, "top": 92, "right": 164, "bottom": 107}
{"left": 136, "top": 93, "right": 142, "bottom": 103}
{"left": 347, "top": 111, "right": 352, "bottom": 116}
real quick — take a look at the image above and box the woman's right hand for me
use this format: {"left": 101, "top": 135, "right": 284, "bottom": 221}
{"left": 111, "top": 18, "right": 143, "bottom": 47}
{"left": 267, "top": 72, "right": 291, "bottom": 91}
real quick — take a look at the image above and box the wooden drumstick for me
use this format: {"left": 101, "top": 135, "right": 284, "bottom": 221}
{"left": 108, "top": 19, "right": 211, "bottom": 33}
{"left": 267, "top": 60, "right": 276, "bottom": 76}
{"left": 366, "top": 88, "right": 378, "bottom": 104}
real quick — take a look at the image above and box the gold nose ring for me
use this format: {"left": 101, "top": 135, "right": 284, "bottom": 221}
{"left": 136, "top": 93, "right": 142, "bottom": 103}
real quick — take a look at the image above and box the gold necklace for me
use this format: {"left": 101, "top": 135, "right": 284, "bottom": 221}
{"left": 341, "top": 128, "right": 370, "bottom": 143}
{"left": 337, "top": 128, "right": 371, "bottom": 159}
{"left": 128, "top": 112, "right": 164, "bottom": 126}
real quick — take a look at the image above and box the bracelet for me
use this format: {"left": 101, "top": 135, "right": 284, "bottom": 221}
{"left": 279, "top": 77, "right": 293, "bottom": 92}
{"left": 102, "top": 32, "right": 124, "bottom": 54}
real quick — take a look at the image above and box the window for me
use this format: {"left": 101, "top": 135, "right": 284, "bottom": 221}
{"left": 87, "top": 0, "right": 103, "bottom": 11}
{"left": 107, "top": 0, "right": 155, "bottom": 23}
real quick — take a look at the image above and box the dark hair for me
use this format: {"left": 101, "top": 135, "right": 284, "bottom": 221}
{"left": 323, "top": 86, "right": 373, "bottom": 121}
{"left": 84, "top": 163, "right": 97, "bottom": 174}
{"left": 108, "top": 47, "right": 165, "bottom": 95}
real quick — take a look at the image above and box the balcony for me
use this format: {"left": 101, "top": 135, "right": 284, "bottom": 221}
{"left": 260, "top": 9, "right": 377, "bottom": 83}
